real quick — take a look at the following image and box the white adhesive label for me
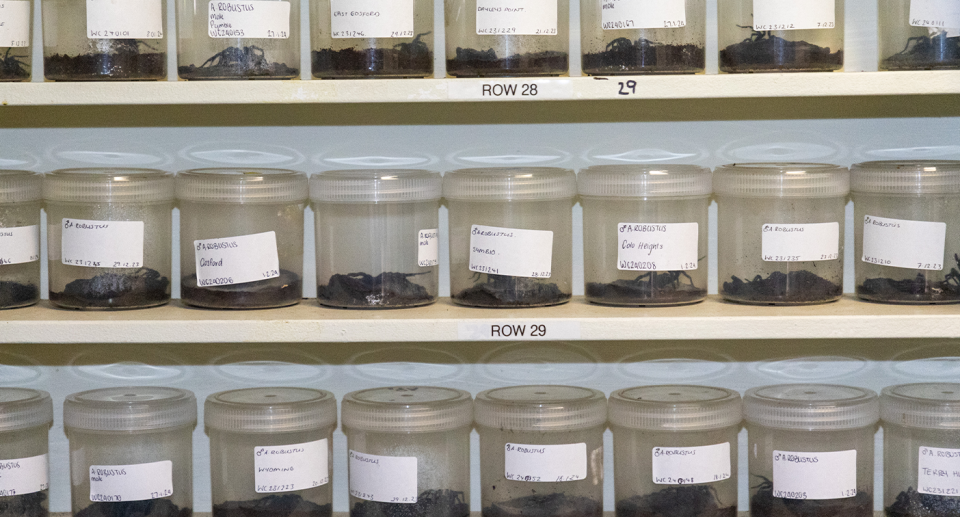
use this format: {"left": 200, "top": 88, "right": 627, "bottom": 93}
{"left": 62, "top": 219, "right": 144, "bottom": 269}
{"left": 349, "top": 451, "right": 418, "bottom": 503}
{"left": 504, "top": 443, "right": 587, "bottom": 482}
{"left": 752, "top": 0, "right": 835, "bottom": 30}
{"left": 86, "top": 0, "right": 164, "bottom": 39}
{"left": 469, "top": 224, "right": 553, "bottom": 278}
{"left": 476, "top": 0, "right": 558, "bottom": 35}
{"left": 330, "top": 0, "right": 414, "bottom": 38}
{"left": 761, "top": 222, "right": 839, "bottom": 262}
{"left": 194, "top": 231, "right": 280, "bottom": 287}
{"left": 255, "top": 439, "right": 329, "bottom": 494}
{"left": 601, "top": 0, "right": 686, "bottom": 30}
{"left": 89, "top": 460, "right": 173, "bottom": 503}
{"left": 418, "top": 228, "right": 439, "bottom": 267}
{"left": 918, "top": 446, "right": 960, "bottom": 496}
{"left": 617, "top": 222, "right": 698, "bottom": 271}
{"left": 209, "top": 1, "right": 290, "bottom": 39}
{"left": 458, "top": 320, "right": 581, "bottom": 340}
{"left": 447, "top": 79, "right": 573, "bottom": 100}
{"left": 862, "top": 215, "right": 946, "bottom": 270}
{"left": 0, "top": 225, "right": 39, "bottom": 266}
{"left": 910, "top": 0, "right": 960, "bottom": 28}
{"left": 0, "top": 1, "right": 30, "bottom": 47}
{"left": 0, "top": 454, "right": 49, "bottom": 496}
{"left": 652, "top": 443, "right": 731, "bottom": 485}
{"left": 772, "top": 450, "right": 857, "bottom": 500}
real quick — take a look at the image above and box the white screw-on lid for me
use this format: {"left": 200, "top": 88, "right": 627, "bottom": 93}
{"left": 443, "top": 167, "right": 577, "bottom": 201}
{"left": 177, "top": 168, "right": 308, "bottom": 204}
{"left": 743, "top": 384, "right": 878, "bottom": 431}
{"left": 64, "top": 387, "right": 197, "bottom": 432}
{"left": 342, "top": 387, "right": 473, "bottom": 433}
{"left": 0, "top": 170, "right": 42, "bottom": 204}
{"left": 713, "top": 163, "right": 849, "bottom": 198}
{"left": 881, "top": 383, "right": 960, "bottom": 430}
{"left": 0, "top": 389, "right": 53, "bottom": 432}
{"left": 205, "top": 388, "right": 337, "bottom": 433}
{"left": 310, "top": 169, "right": 441, "bottom": 203}
{"left": 851, "top": 161, "right": 960, "bottom": 194}
{"left": 475, "top": 385, "right": 607, "bottom": 432}
{"left": 578, "top": 165, "right": 712, "bottom": 198}
{"left": 44, "top": 168, "right": 174, "bottom": 203}
{"left": 609, "top": 385, "right": 742, "bottom": 431}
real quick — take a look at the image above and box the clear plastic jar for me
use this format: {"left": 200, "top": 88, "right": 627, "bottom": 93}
{"left": 342, "top": 386, "right": 472, "bottom": 517}
{"left": 177, "top": 168, "right": 307, "bottom": 309}
{"left": 744, "top": 384, "right": 878, "bottom": 517}
{"left": 852, "top": 161, "right": 960, "bottom": 304}
{"left": 0, "top": 0, "right": 32, "bottom": 81}
{"left": 443, "top": 167, "right": 576, "bottom": 308}
{"left": 609, "top": 385, "right": 741, "bottom": 517}
{"left": 44, "top": 168, "right": 174, "bottom": 310}
{"left": 580, "top": 0, "right": 705, "bottom": 74}
{"left": 578, "top": 164, "right": 711, "bottom": 306}
{"left": 0, "top": 389, "right": 53, "bottom": 517}
{"left": 0, "top": 170, "right": 41, "bottom": 309}
{"left": 64, "top": 387, "right": 197, "bottom": 517}
{"left": 42, "top": 0, "right": 167, "bottom": 80}
{"left": 206, "top": 388, "right": 337, "bottom": 517}
{"left": 714, "top": 163, "right": 849, "bottom": 305}
{"left": 444, "top": 0, "right": 569, "bottom": 76}
{"left": 881, "top": 383, "right": 960, "bottom": 516}
{"left": 311, "top": 170, "right": 441, "bottom": 309}
{"left": 475, "top": 385, "right": 606, "bottom": 517}
{"left": 311, "top": 0, "right": 433, "bottom": 78}
{"left": 718, "top": 0, "right": 844, "bottom": 72}
{"left": 177, "top": 0, "right": 299, "bottom": 80}
{"left": 879, "top": 0, "right": 960, "bottom": 70}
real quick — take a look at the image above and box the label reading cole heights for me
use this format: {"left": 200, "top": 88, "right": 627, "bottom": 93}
{"left": 752, "top": 0, "right": 835, "bottom": 30}
{"left": 652, "top": 443, "right": 731, "bottom": 485}
{"left": 862, "top": 215, "right": 946, "bottom": 270}
{"left": 348, "top": 451, "right": 418, "bottom": 503}
{"left": 761, "top": 222, "right": 839, "bottom": 262}
{"left": 601, "top": 0, "right": 686, "bottom": 30}
{"left": 0, "top": 225, "right": 39, "bottom": 266}
{"left": 0, "top": 454, "right": 49, "bottom": 496}
{"left": 476, "top": 0, "right": 558, "bottom": 35}
{"left": 209, "top": 1, "right": 290, "bottom": 39}
{"left": 917, "top": 446, "right": 960, "bottom": 496}
{"left": 772, "top": 450, "right": 857, "bottom": 500}
{"left": 469, "top": 225, "right": 553, "bottom": 278}
{"left": 255, "top": 439, "right": 329, "bottom": 493}
{"left": 194, "top": 231, "right": 280, "bottom": 287}
{"left": 330, "top": 0, "right": 414, "bottom": 38}
{"left": 86, "top": 0, "right": 164, "bottom": 39}
{"left": 617, "top": 222, "right": 698, "bottom": 271}
{"left": 0, "top": 1, "right": 31, "bottom": 47}
{"left": 62, "top": 219, "right": 144, "bottom": 268}
{"left": 89, "top": 460, "right": 173, "bottom": 502}
{"left": 504, "top": 443, "right": 587, "bottom": 482}
{"left": 418, "top": 228, "right": 439, "bottom": 267}
{"left": 909, "top": 0, "right": 960, "bottom": 28}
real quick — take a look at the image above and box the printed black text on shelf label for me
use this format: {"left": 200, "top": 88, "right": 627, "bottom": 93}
{"left": 447, "top": 79, "right": 573, "bottom": 100}
{"left": 504, "top": 443, "right": 587, "bottom": 482}
{"left": 194, "top": 231, "right": 280, "bottom": 287}
{"left": 61, "top": 219, "right": 144, "bottom": 269}
{"left": 418, "top": 229, "right": 439, "bottom": 267}
{"left": 89, "top": 460, "right": 173, "bottom": 503}
{"left": 861, "top": 215, "right": 946, "bottom": 270}
{"left": 208, "top": 1, "right": 291, "bottom": 39}
{"left": 651, "top": 443, "right": 730, "bottom": 485}
{"left": 601, "top": 0, "right": 686, "bottom": 30}
{"left": 761, "top": 222, "right": 839, "bottom": 262}
{"left": 348, "top": 451, "right": 418, "bottom": 503}
{"left": 909, "top": 0, "right": 960, "bottom": 28}
{"left": 917, "top": 446, "right": 960, "bottom": 496}
{"left": 475, "top": 0, "right": 558, "bottom": 35}
{"left": 330, "top": 0, "right": 414, "bottom": 38}
{"left": 752, "top": 0, "right": 834, "bottom": 30}
{"left": 0, "top": 1, "right": 30, "bottom": 47}
{"left": 255, "top": 439, "right": 329, "bottom": 493}
{"left": 469, "top": 224, "right": 553, "bottom": 278}
{"left": 457, "top": 320, "right": 581, "bottom": 340}
{"left": 0, "top": 225, "right": 39, "bottom": 266}
{"left": 772, "top": 450, "right": 857, "bottom": 500}
{"left": 86, "top": 0, "right": 164, "bottom": 39}
{"left": 617, "top": 222, "right": 698, "bottom": 271}
{"left": 0, "top": 454, "right": 49, "bottom": 496}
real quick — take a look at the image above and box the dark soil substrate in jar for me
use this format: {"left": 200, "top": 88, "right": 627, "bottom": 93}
{"left": 483, "top": 493, "right": 603, "bottom": 517}
{"left": 0, "top": 280, "right": 39, "bottom": 308}
{"left": 351, "top": 489, "right": 469, "bottom": 517}
{"left": 885, "top": 487, "right": 960, "bottom": 516}
{"left": 0, "top": 48, "right": 30, "bottom": 81}
{"left": 214, "top": 494, "right": 332, "bottom": 517}
{"left": 722, "top": 270, "right": 841, "bottom": 304}
{"left": 616, "top": 485, "right": 737, "bottom": 517}
{"left": 882, "top": 34, "right": 960, "bottom": 70}
{"left": 751, "top": 477, "right": 872, "bottom": 517}
{"left": 179, "top": 46, "right": 298, "bottom": 79}
{"left": 318, "top": 272, "right": 434, "bottom": 308}
{"left": 312, "top": 33, "right": 432, "bottom": 78}
{"left": 858, "top": 275, "right": 960, "bottom": 304}
{"left": 49, "top": 268, "right": 170, "bottom": 309}
{"left": 582, "top": 38, "right": 705, "bottom": 74}
{"left": 180, "top": 269, "right": 302, "bottom": 309}
{"left": 719, "top": 32, "right": 842, "bottom": 72}
{"left": 586, "top": 271, "right": 706, "bottom": 306}
{"left": 453, "top": 273, "right": 571, "bottom": 307}
{"left": 447, "top": 47, "right": 568, "bottom": 77}
{"left": 0, "top": 491, "right": 47, "bottom": 517}
{"left": 45, "top": 41, "right": 165, "bottom": 80}
{"left": 75, "top": 499, "right": 192, "bottom": 517}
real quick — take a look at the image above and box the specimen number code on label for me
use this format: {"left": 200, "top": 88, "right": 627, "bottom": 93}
{"left": 861, "top": 215, "right": 946, "bottom": 270}
{"left": 330, "top": 0, "right": 414, "bottom": 38}
{"left": 475, "top": 0, "right": 558, "bottom": 35}
{"left": 255, "top": 439, "right": 329, "bottom": 493}
{"left": 194, "top": 231, "right": 280, "bottom": 287}
{"left": 61, "top": 219, "right": 144, "bottom": 269}
{"left": 772, "top": 450, "right": 857, "bottom": 500}
{"left": 752, "top": 0, "right": 835, "bottom": 30}
{"left": 208, "top": 1, "right": 291, "bottom": 39}
{"left": 601, "top": 0, "right": 686, "bottom": 30}
{"left": 651, "top": 443, "right": 731, "bottom": 485}
{"left": 504, "top": 442, "right": 587, "bottom": 482}
{"left": 89, "top": 460, "right": 173, "bottom": 503}
{"left": 348, "top": 451, "right": 418, "bottom": 503}
{"left": 87, "top": 0, "right": 164, "bottom": 39}
{"left": 0, "top": 1, "right": 30, "bottom": 47}
{"left": 0, "top": 225, "right": 40, "bottom": 265}
{"left": 761, "top": 222, "right": 839, "bottom": 262}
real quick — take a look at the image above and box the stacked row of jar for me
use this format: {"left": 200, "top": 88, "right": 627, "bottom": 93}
{"left": 2, "top": 383, "right": 959, "bottom": 516}
{"left": 2, "top": 0, "right": 957, "bottom": 81}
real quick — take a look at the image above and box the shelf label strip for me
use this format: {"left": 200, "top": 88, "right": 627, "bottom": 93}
{"left": 447, "top": 79, "right": 573, "bottom": 100}
{"left": 458, "top": 320, "right": 581, "bottom": 340}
